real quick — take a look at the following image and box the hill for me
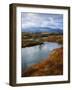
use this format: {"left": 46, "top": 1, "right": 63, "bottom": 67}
{"left": 22, "top": 27, "right": 63, "bottom": 34}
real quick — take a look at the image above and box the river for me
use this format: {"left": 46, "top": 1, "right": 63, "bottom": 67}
{"left": 21, "top": 42, "right": 62, "bottom": 71}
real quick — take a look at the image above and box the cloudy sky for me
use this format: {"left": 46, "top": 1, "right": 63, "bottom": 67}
{"left": 21, "top": 12, "right": 63, "bottom": 30}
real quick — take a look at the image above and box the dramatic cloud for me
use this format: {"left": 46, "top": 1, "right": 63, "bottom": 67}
{"left": 21, "top": 12, "right": 63, "bottom": 29}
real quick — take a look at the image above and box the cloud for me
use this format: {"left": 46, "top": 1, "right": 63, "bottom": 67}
{"left": 21, "top": 12, "right": 63, "bottom": 29}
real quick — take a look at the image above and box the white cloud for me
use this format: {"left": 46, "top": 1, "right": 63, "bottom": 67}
{"left": 21, "top": 13, "right": 63, "bottom": 29}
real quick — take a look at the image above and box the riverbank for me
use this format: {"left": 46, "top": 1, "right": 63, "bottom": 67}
{"left": 22, "top": 33, "right": 63, "bottom": 48}
{"left": 22, "top": 47, "right": 63, "bottom": 77}
{"left": 41, "top": 35, "right": 63, "bottom": 44}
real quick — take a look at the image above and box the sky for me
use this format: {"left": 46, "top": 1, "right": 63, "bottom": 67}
{"left": 21, "top": 12, "right": 63, "bottom": 30}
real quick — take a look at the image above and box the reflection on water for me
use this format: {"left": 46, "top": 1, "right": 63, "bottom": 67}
{"left": 22, "top": 42, "right": 62, "bottom": 71}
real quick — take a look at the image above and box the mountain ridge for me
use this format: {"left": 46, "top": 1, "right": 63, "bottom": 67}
{"left": 22, "top": 27, "right": 63, "bottom": 34}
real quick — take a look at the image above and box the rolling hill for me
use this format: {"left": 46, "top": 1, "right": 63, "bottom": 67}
{"left": 22, "top": 27, "right": 63, "bottom": 34}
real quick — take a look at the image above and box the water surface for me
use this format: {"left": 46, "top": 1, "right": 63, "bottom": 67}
{"left": 22, "top": 42, "right": 62, "bottom": 71}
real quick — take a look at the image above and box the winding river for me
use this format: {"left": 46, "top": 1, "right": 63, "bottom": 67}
{"left": 21, "top": 42, "right": 62, "bottom": 71}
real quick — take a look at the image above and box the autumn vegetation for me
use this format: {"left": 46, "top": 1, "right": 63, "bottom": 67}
{"left": 22, "top": 32, "right": 63, "bottom": 47}
{"left": 41, "top": 35, "right": 63, "bottom": 44}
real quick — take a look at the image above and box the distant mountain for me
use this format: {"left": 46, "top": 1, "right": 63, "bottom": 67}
{"left": 22, "top": 27, "right": 63, "bottom": 34}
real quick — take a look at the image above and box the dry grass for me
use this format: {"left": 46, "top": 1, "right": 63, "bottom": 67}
{"left": 41, "top": 35, "right": 63, "bottom": 44}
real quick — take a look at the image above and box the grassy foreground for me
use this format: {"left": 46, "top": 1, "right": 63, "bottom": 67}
{"left": 22, "top": 47, "right": 63, "bottom": 77}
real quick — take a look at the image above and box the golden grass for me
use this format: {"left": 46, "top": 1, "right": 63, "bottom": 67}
{"left": 41, "top": 35, "right": 63, "bottom": 44}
